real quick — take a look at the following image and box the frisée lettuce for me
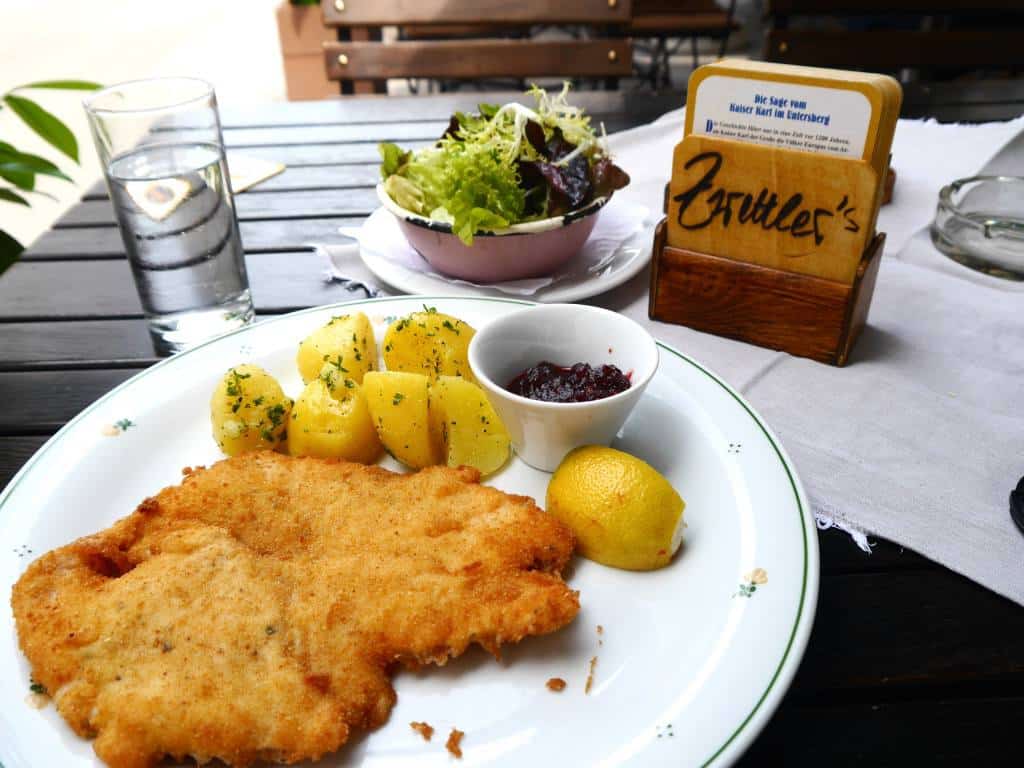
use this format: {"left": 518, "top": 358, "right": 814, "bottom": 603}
{"left": 379, "top": 84, "right": 630, "bottom": 245}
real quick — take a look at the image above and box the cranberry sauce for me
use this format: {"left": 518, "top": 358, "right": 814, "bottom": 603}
{"left": 506, "top": 361, "right": 632, "bottom": 403}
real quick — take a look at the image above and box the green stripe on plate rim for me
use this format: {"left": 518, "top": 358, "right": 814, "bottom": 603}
{"left": 0, "top": 295, "right": 811, "bottom": 768}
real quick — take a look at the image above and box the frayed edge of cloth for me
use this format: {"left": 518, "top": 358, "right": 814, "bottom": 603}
{"left": 814, "top": 512, "right": 873, "bottom": 553}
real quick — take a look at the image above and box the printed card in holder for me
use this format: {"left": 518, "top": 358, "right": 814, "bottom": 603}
{"left": 649, "top": 61, "right": 901, "bottom": 367}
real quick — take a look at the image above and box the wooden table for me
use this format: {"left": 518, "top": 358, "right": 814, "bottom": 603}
{"left": 3, "top": 90, "right": 1023, "bottom": 766}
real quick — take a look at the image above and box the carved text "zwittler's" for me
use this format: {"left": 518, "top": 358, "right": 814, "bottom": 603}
{"left": 673, "top": 151, "right": 859, "bottom": 246}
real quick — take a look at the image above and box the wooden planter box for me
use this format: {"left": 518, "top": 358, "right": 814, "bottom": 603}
{"left": 276, "top": 1, "right": 336, "bottom": 100}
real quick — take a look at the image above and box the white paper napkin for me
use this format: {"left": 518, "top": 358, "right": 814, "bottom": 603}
{"left": 339, "top": 197, "right": 651, "bottom": 297}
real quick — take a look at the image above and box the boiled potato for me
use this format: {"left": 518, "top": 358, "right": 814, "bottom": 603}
{"left": 296, "top": 312, "right": 376, "bottom": 385}
{"left": 429, "top": 376, "right": 510, "bottom": 476}
{"left": 363, "top": 371, "right": 442, "bottom": 469}
{"left": 210, "top": 364, "right": 291, "bottom": 456}
{"left": 382, "top": 308, "right": 476, "bottom": 381}
{"left": 288, "top": 378, "right": 382, "bottom": 463}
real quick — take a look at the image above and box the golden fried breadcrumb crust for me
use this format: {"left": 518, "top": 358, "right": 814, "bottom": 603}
{"left": 12, "top": 452, "right": 578, "bottom": 768}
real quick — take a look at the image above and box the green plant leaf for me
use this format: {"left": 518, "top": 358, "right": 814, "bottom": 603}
{"left": 0, "top": 147, "right": 72, "bottom": 182}
{"left": 0, "top": 228, "right": 24, "bottom": 274}
{"left": 0, "top": 188, "right": 30, "bottom": 206}
{"left": 0, "top": 164, "right": 35, "bottom": 191}
{"left": 16, "top": 80, "right": 103, "bottom": 91}
{"left": 3, "top": 94, "right": 79, "bottom": 163}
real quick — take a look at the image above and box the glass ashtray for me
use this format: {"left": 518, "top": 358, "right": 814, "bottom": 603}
{"left": 931, "top": 175, "right": 1024, "bottom": 280}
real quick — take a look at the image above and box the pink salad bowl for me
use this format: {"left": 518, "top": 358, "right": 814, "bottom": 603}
{"left": 376, "top": 183, "right": 609, "bottom": 282}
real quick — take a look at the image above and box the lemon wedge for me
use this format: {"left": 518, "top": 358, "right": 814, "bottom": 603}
{"left": 546, "top": 446, "right": 685, "bottom": 571}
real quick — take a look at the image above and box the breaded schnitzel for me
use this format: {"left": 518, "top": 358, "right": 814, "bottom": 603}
{"left": 11, "top": 452, "right": 578, "bottom": 768}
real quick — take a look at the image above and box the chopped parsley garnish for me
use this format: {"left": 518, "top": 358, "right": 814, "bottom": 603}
{"left": 395, "top": 318, "right": 411, "bottom": 332}
{"left": 392, "top": 393, "right": 405, "bottom": 405}
{"left": 253, "top": 396, "right": 264, "bottom": 406}
{"left": 225, "top": 369, "right": 251, "bottom": 397}
{"left": 265, "top": 625, "right": 277, "bottom": 636}
{"left": 30, "top": 681, "right": 46, "bottom": 695}
{"left": 385, "top": 343, "right": 393, "bottom": 353}
{"left": 442, "top": 320, "right": 460, "bottom": 335}
{"left": 266, "top": 403, "right": 287, "bottom": 427}
{"left": 344, "top": 378, "right": 355, "bottom": 389}
{"left": 260, "top": 428, "right": 275, "bottom": 442}
{"left": 423, "top": 305, "right": 437, "bottom": 314}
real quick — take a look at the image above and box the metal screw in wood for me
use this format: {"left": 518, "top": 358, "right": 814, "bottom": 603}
{"left": 608, "top": 49, "right": 618, "bottom": 62}
{"left": 334, "top": 0, "right": 345, "bottom": 11}
{"left": 337, "top": 53, "right": 349, "bottom": 66}
{"left": 608, "top": 0, "right": 618, "bottom": 7}
{"left": 779, "top": 41, "right": 789, "bottom": 53}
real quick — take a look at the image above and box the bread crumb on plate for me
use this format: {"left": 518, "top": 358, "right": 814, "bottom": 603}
{"left": 410, "top": 721, "right": 434, "bottom": 741}
{"left": 446, "top": 728, "right": 465, "bottom": 758}
{"left": 546, "top": 677, "right": 567, "bottom": 692}
{"left": 585, "top": 655, "right": 598, "bottom": 694}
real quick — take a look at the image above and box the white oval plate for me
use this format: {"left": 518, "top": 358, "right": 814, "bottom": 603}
{"left": 0, "top": 296, "right": 818, "bottom": 768}
{"left": 356, "top": 218, "right": 654, "bottom": 303}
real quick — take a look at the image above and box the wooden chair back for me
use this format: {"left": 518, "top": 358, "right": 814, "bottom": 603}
{"left": 766, "top": 1, "right": 1024, "bottom": 74}
{"left": 319, "top": 0, "right": 633, "bottom": 91}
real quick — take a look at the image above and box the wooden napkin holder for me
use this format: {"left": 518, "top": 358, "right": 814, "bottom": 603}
{"left": 648, "top": 135, "right": 887, "bottom": 367}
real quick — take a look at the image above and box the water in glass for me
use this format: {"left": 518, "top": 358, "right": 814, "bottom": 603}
{"left": 106, "top": 141, "right": 253, "bottom": 351}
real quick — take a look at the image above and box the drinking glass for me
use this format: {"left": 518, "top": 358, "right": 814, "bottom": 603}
{"left": 84, "top": 78, "right": 253, "bottom": 354}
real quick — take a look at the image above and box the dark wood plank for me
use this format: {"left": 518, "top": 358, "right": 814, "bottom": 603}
{"left": 0, "top": 250, "right": 377, "bottom": 320}
{"left": 0, "top": 370, "right": 138, "bottom": 434}
{"left": 0, "top": 320, "right": 157, "bottom": 369}
{"left": 324, "top": 39, "right": 633, "bottom": 81}
{"left": 739, "top": 695, "right": 1024, "bottom": 767}
{"left": 216, "top": 90, "right": 685, "bottom": 128}
{"left": 769, "top": 0, "right": 1022, "bottom": 14}
{"left": 219, "top": 141, "right": 432, "bottom": 167}
{"left": 796, "top": 569, "right": 1024, "bottom": 693}
{"left": 221, "top": 122, "right": 445, "bottom": 147}
{"left": 321, "top": 0, "right": 631, "bottom": 26}
{"left": 768, "top": 29, "right": 1024, "bottom": 71}
{"left": 83, "top": 164, "right": 382, "bottom": 201}
{"left": 818, "top": 526, "right": 935, "bottom": 574}
{"left": 54, "top": 188, "right": 379, "bottom": 227}
{"left": 903, "top": 78, "right": 1024, "bottom": 108}
{"left": 24, "top": 217, "right": 366, "bottom": 259}
{"left": 0, "top": 436, "right": 49, "bottom": 489}
{"left": 903, "top": 102, "right": 1024, "bottom": 124}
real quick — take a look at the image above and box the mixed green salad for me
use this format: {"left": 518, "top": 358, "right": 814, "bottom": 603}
{"left": 379, "top": 84, "right": 630, "bottom": 245}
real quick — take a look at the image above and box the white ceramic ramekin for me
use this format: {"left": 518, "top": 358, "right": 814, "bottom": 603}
{"left": 468, "top": 304, "right": 659, "bottom": 471}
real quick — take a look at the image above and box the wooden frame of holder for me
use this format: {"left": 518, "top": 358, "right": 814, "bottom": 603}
{"left": 649, "top": 221, "right": 884, "bottom": 366}
{"left": 649, "top": 128, "right": 888, "bottom": 367}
